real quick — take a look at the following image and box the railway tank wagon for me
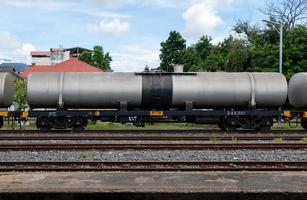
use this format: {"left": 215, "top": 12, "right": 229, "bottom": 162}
{"left": 0, "top": 73, "right": 15, "bottom": 128}
{"left": 27, "top": 72, "right": 288, "bottom": 131}
{"left": 288, "top": 73, "right": 307, "bottom": 130}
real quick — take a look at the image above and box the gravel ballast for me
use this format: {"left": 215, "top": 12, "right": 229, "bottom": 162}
{"left": 0, "top": 149, "right": 306, "bottom": 162}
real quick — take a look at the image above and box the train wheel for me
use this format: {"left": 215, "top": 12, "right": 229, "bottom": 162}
{"left": 72, "top": 117, "right": 87, "bottom": 132}
{"left": 36, "top": 117, "right": 51, "bottom": 132}
{"left": 256, "top": 125, "right": 272, "bottom": 131}
{"left": 221, "top": 118, "right": 236, "bottom": 132}
{"left": 256, "top": 119, "right": 273, "bottom": 131}
{"left": 301, "top": 118, "right": 307, "bottom": 130}
{"left": 0, "top": 117, "right": 3, "bottom": 129}
{"left": 217, "top": 122, "right": 226, "bottom": 131}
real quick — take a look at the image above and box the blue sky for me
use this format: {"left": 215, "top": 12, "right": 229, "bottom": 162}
{"left": 0, "top": 0, "right": 270, "bottom": 71}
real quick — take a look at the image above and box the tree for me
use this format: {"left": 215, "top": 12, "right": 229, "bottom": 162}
{"left": 92, "top": 46, "right": 112, "bottom": 70}
{"left": 79, "top": 51, "right": 92, "bottom": 64}
{"left": 14, "top": 79, "right": 27, "bottom": 112}
{"left": 262, "top": 0, "right": 307, "bottom": 30}
{"left": 78, "top": 45, "right": 112, "bottom": 71}
{"left": 225, "top": 38, "right": 251, "bottom": 72}
{"left": 284, "top": 25, "right": 307, "bottom": 78}
{"left": 234, "top": 19, "right": 307, "bottom": 79}
{"left": 160, "top": 31, "right": 186, "bottom": 72}
{"left": 184, "top": 36, "right": 218, "bottom": 72}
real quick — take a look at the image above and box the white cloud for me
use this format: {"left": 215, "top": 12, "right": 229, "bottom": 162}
{"left": 90, "top": 11, "right": 133, "bottom": 19}
{"left": 0, "top": 31, "right": 35, "bottom": 64}
{"left": 111, "top": 42, "right": 160, "bottom": 72}
{"left": 87, "top": 18, "right": 130, "bottom": 36}
{"left": 87, "top": 0, "right": 186, "bottom": 8}
{"left": 183, "top": 0, "right": 234, "bottom": 38}
{"left": 1, "top": 0, "right": 66, "bottom": 9}
{"left": 87, "top": 0, "right": 137, "bottom": 8}
{"left": 0, "top": 31, "right": 21, "bottom": 49}
{"left": 141, "top": 0, "right": 186, "bottom": 8}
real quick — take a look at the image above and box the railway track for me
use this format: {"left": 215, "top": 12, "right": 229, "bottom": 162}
{"left": 0, "top": 161, "right": 307, "bottom": 172}
{"left": 0, "top": 129, "right": 306, "bottom": 135}
{"left": 0, "top": 143, "right": 306, "bottom": 150}
{"left": 0, "top": 135, "right": 306, "bottom": 141}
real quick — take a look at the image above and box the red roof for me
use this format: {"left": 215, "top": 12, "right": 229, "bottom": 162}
{"left": 31, "top": 51, "right": 50, "bottom": 56}
{"left": 49, "top": 59, "right": 102, "bottom": 72}
{"left": 21, "top": 59, "right": 102, "bottom": 78}
{"left": 20, "top": 65, "right": 52, "bottom": 78}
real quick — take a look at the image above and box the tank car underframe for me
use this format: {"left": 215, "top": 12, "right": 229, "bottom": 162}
{"left": 283, "top": 110, "right": 307, "bottom": 130}
{"left": 28, "top": 108, "right": 280, "bottom": 131}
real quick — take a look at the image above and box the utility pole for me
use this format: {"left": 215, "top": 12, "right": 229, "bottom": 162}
{"left": 263, "top": 20, "right": 284, "bottom": 74}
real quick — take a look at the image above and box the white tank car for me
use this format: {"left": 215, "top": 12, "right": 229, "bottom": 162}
{"left": 27, "top": 72, "right": 288, "bottom": 109}
{"left": 0, "top": 73, "right": 15, "bottom": 108}
{"left": 288, "top": 73, "right": 307, "bottom": 108}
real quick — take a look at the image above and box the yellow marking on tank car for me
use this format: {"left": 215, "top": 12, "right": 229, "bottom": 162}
{"left": 0, "top": 112, "right": 8, "bottom": 117}
{"left": 22, "top": 112, "right": 29, "bottom": 118}
{"left": 150, "top": 111, "right": 164, "bottom": 117}
{"left": 283, "top": 111, "right": 292, "bottom": 118}
{"left": 95, "top": 111, "right": 100, "bottom": 116}
{"left": 304, "top": 112, "right": 307, "bottom": 118}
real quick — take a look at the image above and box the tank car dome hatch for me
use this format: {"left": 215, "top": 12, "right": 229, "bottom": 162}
{"left": 0, "top": 73, "right": 15, "bottom": 108}
{"left": 288, "top": 73, "right": 307, "bottom": 108}
{"left": 26, "top": 72, "right": 288, "bottom": 109}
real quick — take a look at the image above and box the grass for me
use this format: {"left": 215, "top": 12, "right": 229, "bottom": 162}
{"left": 231, "top": 136, "right": 238, "bottom": 143}
{"left": 302, "top": 137, "right": 307, "bottom": 143}
{"left": 86, "top": 121, "right": 218, "bottom": 130}
{"left": 210, "top": 135, "right": 221, "bottom": 143}
{"left": 273, "top": 137, "right": 284, "bottom": 143}
{"left": 78, "top": 151, "right": 97, "bottom": 159}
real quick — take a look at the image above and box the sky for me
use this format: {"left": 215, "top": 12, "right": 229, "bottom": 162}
{"left": 0, "top": 0, "right": 270, "bottom": 72}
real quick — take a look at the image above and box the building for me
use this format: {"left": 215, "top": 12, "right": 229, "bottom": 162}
{"left": 31, "top": 47, "right": 91, "bottom": 66}
{"left": 31, "top": 51, "right": 50, "bottom": 66}
{"left": 21, "top": 58, "right": 102, "bottom": 79}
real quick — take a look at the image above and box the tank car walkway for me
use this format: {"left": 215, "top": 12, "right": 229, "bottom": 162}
{"left": 0, "top": 171, "right": 307, "bottom": 199}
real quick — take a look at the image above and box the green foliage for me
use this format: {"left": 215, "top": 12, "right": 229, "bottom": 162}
{"left": 231, "top": 136, "right": 238, "bottom": 143}
{"left": 235, "top": 21, "right": 307, "bottom": 79}
{"left": 225, "top": 38, "right": 251, "bottom": 72}
{"left": 160, "top": 31, "right": 186, "bottom": 72}
{"left": 209, "top": 135, "right": 221, "bottom": 143}
{"left": 182, "top": 35, "right": 250, "bottom": 72}
{"left": 78, "top": 151, "right": 96, "bottom": 159}
{"left": 159, "top": 2, "right": 307, "bottom": 76}
{"left": 273, "top": 137, "right": 284, "bottom": 143}
{"left": 283, "top": 26, "right": 307, "bottom": 79}
{"left": 14, "top": 79, "right": 27, "bottom": 111}
{"left": 302, "top": 137, "right": 307, "bottom": 143}
{"left": 79, "top": 45, "right": 112, "bottom": 71}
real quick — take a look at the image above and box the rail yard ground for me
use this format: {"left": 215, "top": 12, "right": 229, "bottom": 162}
{"left": 1, "top": 171, "right": 307, "bottom": 200}
{"left": 0, "top": 130, "right": 307, "bottom": 199}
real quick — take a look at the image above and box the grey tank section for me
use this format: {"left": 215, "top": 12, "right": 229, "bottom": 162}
{"left": 172, "top": 73, "right": 287, "bottom": 108}
{"left": 288, "top": 73, "right": 307, "bottom": 108}
{"left": 27, "top": 72, "right": 287, "bottom": 109}
{"left": 27, "top": 72, "right": 142, "bottom": 108}
{"left": 0, "top": 73, "right": 15, "bottom": 108}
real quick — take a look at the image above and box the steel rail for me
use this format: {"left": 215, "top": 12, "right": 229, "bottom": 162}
{"left": 0, "top": 161, "right": 307, "bottom": 171}
{"left": 0, "top": 129, "right": 306, "bottom": 134}
{"left": 0, "top": 135, "right": 306, "bottom": 141}
{"left": 0, "top": 143, "right": 306, "bottom": 150}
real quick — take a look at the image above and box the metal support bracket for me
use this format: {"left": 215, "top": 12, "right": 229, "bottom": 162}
{"left": 185, "top": 101, "right": 193, "bottom": 111}
{"left": 57, "top": 72, "right": 64, "bottom": 109}
{"left": 120, "top": 102, "right": 128, "bottom": 112}
{"left": 247, "top": 73, "right": 256, "bottom": 109}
